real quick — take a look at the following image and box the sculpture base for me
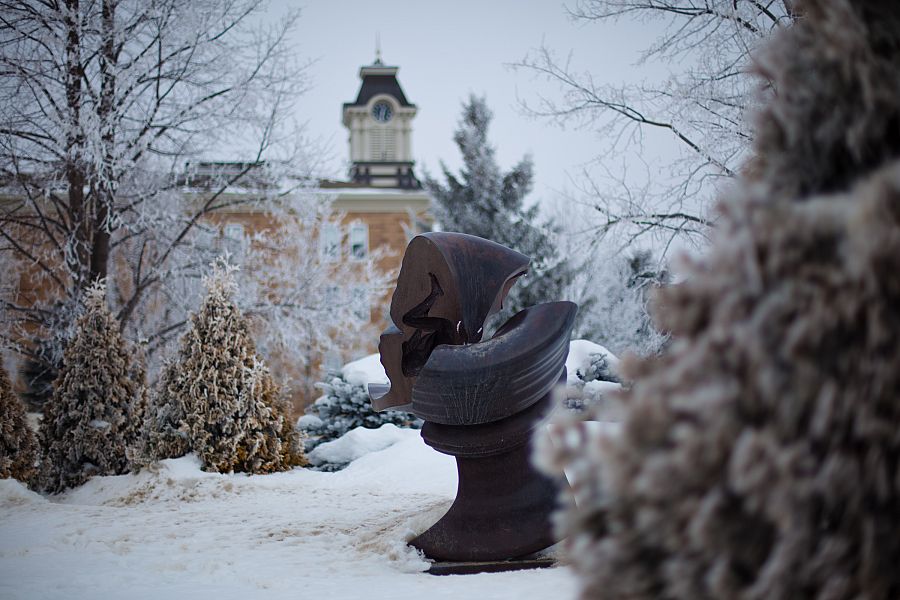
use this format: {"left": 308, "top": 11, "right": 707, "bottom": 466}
{"left": 410, "top": 438, "right": 559, "bottom": 562}
{"left": 425, "top": 557, "right": 557, "bottom": 576}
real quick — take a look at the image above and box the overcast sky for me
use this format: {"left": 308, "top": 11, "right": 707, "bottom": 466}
{"left": 276, "top": 0, "right": 678, "bottom": 211}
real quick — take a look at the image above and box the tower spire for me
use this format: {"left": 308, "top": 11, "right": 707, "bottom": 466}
{"left": 374, "top": 32, "right": 382, "bottom": 65}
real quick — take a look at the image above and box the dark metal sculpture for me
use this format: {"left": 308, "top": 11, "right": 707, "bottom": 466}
{"left": 369, "top": 232, "right": 576, "bottom": 563}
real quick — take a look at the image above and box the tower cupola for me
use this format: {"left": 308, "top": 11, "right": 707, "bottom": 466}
{"left": 342, "top": 57, "right": 420, "bottom": 189}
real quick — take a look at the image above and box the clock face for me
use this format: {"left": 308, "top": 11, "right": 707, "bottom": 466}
{"left": 372, "top": 101, "right": 393, "bottom": 123}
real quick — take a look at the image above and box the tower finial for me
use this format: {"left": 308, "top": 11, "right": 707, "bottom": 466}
{"left": 375, "top": 32, "right": 382, "bottom": 65}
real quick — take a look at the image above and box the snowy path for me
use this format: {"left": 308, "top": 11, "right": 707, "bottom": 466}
{"left": 0, "top": 431, "right": 578, "bottom": 600}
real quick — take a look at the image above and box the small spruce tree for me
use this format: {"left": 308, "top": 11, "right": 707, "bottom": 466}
{"left": 0, "top": 362, "right": 38, "bottom": 483}
{"left": 301, "top": 373, "right": 421, "bottom": 450}
{"left": 141, "top": 260, "right": 305, "bottom": 473}
{"left": 38, "top": 282, "right": 146, "bottom": 492}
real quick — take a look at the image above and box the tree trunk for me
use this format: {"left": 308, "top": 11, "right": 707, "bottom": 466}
{"left": 64, "top": 0, "right": 89, "bottom": 289}
{"left": 92, "top": 0, "right": 118, "bottom": 286}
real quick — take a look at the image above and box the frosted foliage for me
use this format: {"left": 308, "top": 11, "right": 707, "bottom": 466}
{"left": 38, "top": 282, "right": 146, "bottom": 493}
{"left": 0, "top": 0, "right": 312, "bottom": 403}
{"left": 516, "top": 1, "right": 794, "bottom": 252}
{"left": 231, "top": 197, "right": 392, "bottom": 398}
{"left": 141, "top": 261, "right": 305, "bottom": 474}
{"left": 577, "top": 250, "right": 669, "bottom": 356}
{"left": 139, "top": 358, "right": 191, "bottom": 462}
{"left": 0, "top": 363, "right": 37, "bottom": 482}
{"left": 540, "top": 2, "right": 900, "bottom": 599}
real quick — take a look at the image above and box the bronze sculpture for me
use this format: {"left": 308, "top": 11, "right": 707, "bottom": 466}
{"left": 369, "top": 232, "right": 576, "bottom": 565}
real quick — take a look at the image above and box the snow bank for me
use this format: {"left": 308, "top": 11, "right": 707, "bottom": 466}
{"left": 0, "top": 428, "right": 576, "bottom": 600}
{"left": 307, "top": 423, "right": 409, "bottom": 468}
{"left": 565, "top": 339, "right": 620, "bottom": 385}
{"left": 562, "top": 340, "right": 624, "bottom": 420}
{"left": 0, "top": 479, "right": 45, "bottom": 509}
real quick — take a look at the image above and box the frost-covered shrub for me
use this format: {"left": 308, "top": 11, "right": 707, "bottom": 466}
{"left": 578, "top": 352, "right": 619, "bottom": 385}
{"left": 38, "top": 282, "right": 146, "bottom": 492}
{"left": 540, "top": 2, "right": 900, "bottom": 599}
{"left": 563, "top": 340, "right": 622, "bottom": 417}
{"left": 141, "top": 261, "right": 305, "bottom": 474}
{"left": 139, "top": 357, "right": 191, "bottom": 464}
{"left": 576, "top": 250, "right": 669, "bottom": 357}
{"left": 301, "top": 373, "right": 420, "bottom": 453}
{"left": 0, "top": 362, "right": 38, "bottom": 482}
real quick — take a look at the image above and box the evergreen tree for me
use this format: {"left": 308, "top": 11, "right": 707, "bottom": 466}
{"left": 139, "top": 357, "right": 192, "bottom": 464}
{"left": 18, "top": 299, "right": 78, "bottom": 412}
{"left": 301, "top": 373, "right": 421, "bottom": 451}
{"left": 141, "top": 260, "right": 305, "bottom": 474}
{"left": 541, "top": 2, "right": 900, "bottom": 598}
{"left": 0, "top": 362, "right": 38, "bottom": 483}
{"left": 38, "top": 282, "right": 146, "bottom": 492}
{"left": 426, "top": 95, "right": 570, "bottom": 319}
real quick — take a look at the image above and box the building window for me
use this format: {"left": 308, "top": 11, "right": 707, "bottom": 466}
{"left": 324, "top": 285, "right": 340, "bottom": 307}
{"left": 349, "top": 286, "right": 370, "bottom": 322}
{"left": 323, "top": 351, "right": 343, "bottom": 374}
{"left": 223, "top": 222, "right": 245, "bottom": 262}
{"left": 320, "top": 223, "right": 341, "bottom": 262}
{"left": 349, "top": 223, "right": 368, "bottom": 260}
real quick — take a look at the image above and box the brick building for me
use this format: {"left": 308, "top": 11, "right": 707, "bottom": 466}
{"left": 2, "top": 56, "right": 431, "bottom": 414}
{"left": 212, "top": 56, "right": 432, "bottom": 409}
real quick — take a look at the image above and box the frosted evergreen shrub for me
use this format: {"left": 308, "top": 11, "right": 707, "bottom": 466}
{"left": 577, "top": 250, "right": 669, "bottom": 357}
{"left": 0, "top": 363, "right": 38, "bottom": 483}
{"left": 301, "top": 374, "right": 420, "bottom": 451}
{"left": 577, "top": 352, "right": 619, "bottom": 385}
{"left": 564, "top": 342, "right": 622, "bottom": 416}
{"left": 38, "top": 282, "right": 146, "bottom": 492}
{"left": 140, "top": 260, "right": 305, "bottom": 474}
{"left": 539, "top": 2, "right": 900, "bottom": 598}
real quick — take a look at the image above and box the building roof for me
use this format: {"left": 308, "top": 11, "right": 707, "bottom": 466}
{"left": 343, "top": 64, "right": 414, "bottom": 109}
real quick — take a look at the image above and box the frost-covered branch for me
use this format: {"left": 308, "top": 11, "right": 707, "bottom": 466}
{"left": 513, "top": 0, "right": 795, "bottom": 252}
{"left": 0, "top": 0, "right": 316, "bottom": 405}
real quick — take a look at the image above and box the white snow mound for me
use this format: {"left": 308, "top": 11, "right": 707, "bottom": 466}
{"left": 0, "top": 479, "right": 45, "bottom": 509}
{"left": 566, "top": 339, "right": 620, "bottom": 385}
{"left": 342, "top": 353, "right": 387, "bottom": 386}
{"left": 308, "top": 423, "right": 409, "bottom": 467}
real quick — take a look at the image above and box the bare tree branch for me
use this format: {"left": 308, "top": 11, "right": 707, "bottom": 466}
{"left": 513, "top": 0, "right": 796, "bottom": 252}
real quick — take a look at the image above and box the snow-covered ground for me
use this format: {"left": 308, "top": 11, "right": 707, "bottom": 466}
{"left": 0, "top": 427, "right": 578, "bottom": 600}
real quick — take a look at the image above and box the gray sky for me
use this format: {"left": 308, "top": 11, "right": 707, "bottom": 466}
{"left": 278, "top": 0, "right": 677, "bottom": 208}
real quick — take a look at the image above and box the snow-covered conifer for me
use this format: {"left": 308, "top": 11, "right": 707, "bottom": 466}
{"left": 0, "top": 363, "right": 38, "bottom": 482}
{"left": 301, "top": 374, "right": 420, "bottom": 452}
{"left": 426, "top": 95, "right": 570, "bottom": 319}
{"left": 38, "top": 282, "right": 146, "bottom": 492}
{"left": 137, "top": 357, "right": 191, "bottom": 464}
{"left": 142, "top": 260, "right": 305, "bottom": 473}
{"left": 541, "top": 2, "right": 900, "bottom": 598}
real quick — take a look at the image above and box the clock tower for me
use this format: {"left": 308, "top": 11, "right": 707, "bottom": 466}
{"left": 342, "top": 56, "right": 420, "bottom": 189}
